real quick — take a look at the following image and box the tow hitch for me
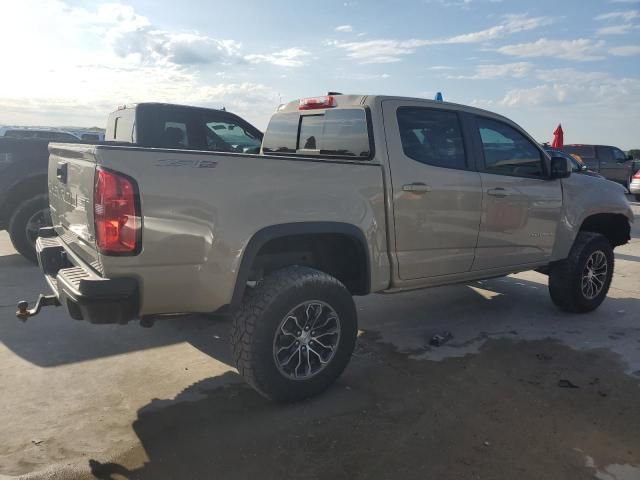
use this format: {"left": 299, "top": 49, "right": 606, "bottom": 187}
{"left": 16, "top": 295, "right": 61, "bottom": 322}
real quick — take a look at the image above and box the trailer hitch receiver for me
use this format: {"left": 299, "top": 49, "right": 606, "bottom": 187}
{"left": 16, "top": 295, "right": 61, "bottom": 322}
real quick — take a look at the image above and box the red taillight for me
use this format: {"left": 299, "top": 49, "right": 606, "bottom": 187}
{"left": 634, "top": 170, "right": 640, "bottom": 179}
{"left": 94, "top": 168, "right": 140, "bottom": 255}
{"left": 299, "top": 95, "right": 336, "bottom": 110}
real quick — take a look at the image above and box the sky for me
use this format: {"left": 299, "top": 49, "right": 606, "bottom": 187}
{"left": 0, "top": 0, "right": 639, "bottom": 148}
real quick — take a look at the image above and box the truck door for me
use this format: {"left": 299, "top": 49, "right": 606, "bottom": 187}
{"left": 471, "top": 116, "right": 563, "bottom": 270}
{"left": 599, "top": 146, "right": 630, "bottom": 185}
{"left": 382, "top": 100, "right": 482, "bottom": 280}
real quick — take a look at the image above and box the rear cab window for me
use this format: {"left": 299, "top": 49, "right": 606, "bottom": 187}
{"left": 262, "top": 108, "right": 371, "bottom": 159}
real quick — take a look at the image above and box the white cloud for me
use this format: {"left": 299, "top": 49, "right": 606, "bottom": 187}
{"left": 450, "top": 62, "right": 533, "bottom": 79}
{"left": 326, "top": 38, "right": 432, "bottom": 63}
{"left": 609, "top": 44, "right": 640, "bottom": 55}
{"left": 595, "top": 9, "right": 640, "bottom": 21}
{"left": 335, "top": 25, "right": 354, "bottom": 32}
{"left": 492, "top": 68, "right": 640, "bottom": 109}
{"left": 244, "top": 48, "right": 310, "bottom": 67}
{"left": 595, "top": 10, "right": 639, "bottom": 35}
{"left": 596, "top": 24, "right": 636, "bottom": 35}
{"left": 329, "top": 14, "right": 552, "bottom": 63}
{"left": 496, "top": 38, "right": 606, "bottom": 61}
{"left": 340, "top": 72, "right": 391, "bottom": 80}
{"left": 439, "top": 14, "right": 553, "bottom": 44}
{"left": 0, "top": 1, "right": 284, "bottom": 129}
{"left": 426, "top": 0, "right": 473, "bottom": 7}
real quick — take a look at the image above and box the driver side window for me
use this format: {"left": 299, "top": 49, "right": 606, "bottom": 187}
{"left": 477, "top": 117, "right": 544, "bottom": 178}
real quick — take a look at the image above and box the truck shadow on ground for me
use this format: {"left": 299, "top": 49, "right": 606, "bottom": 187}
{"left": 2, "top": 268, "right": 639, "bottom": 372}
{"left": 86, "top": 335, "right": 640, "bottom": 480}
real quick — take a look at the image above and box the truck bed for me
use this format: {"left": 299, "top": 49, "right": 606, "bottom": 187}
{"left": 47, "top": 143, "right": 389, "bottom": 317}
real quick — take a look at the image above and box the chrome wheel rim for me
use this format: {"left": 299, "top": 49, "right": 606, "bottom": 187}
{"left": 25, "top": 208, "right": 50, "bottom": 248}
{"left": 581, "top": 250, "right": 608, "bottom": 300}
{"left": 273, "top": 301, "right": 341, "bottom": 380}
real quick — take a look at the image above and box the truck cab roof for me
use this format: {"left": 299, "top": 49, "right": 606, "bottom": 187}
{"left": 277, "top": 94, "right": 520, "bottom": 126}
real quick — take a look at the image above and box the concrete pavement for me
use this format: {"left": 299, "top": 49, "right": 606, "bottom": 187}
{"left": 1, "top": 199, "right": 639, "bottom": 479}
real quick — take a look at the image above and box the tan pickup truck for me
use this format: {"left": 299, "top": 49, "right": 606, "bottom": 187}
{"left": 19, "top": 94, "right": 633, "bottom": 401}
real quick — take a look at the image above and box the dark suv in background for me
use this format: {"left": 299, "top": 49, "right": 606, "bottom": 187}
{"left": 563, "top": 144, "right": 635, "bottom": 189}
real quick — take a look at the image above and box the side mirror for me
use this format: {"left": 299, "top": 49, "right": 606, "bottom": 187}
{"left": 550, "top": 156, "right": 571, "bottom": 179}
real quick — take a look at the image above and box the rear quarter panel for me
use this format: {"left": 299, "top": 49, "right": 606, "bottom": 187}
{"left": 95, "top": 147, "right": 389, "bottom": 315}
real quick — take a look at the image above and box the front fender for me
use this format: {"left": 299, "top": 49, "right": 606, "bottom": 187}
{"left": 552, "top": 175, "right": 633, "bottom": 261}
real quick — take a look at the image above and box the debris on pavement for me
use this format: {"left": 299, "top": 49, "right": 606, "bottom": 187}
{"left": 558, "top": 379, "right": 580, "bottom": 389}
{"left": 429, "top": 331, "right": 453, "bottom": 347}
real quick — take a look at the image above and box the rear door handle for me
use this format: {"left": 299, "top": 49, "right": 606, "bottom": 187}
{"left": 487, "top": 187, "right": 509, "bottom": 198}
{"left": 56, "top": 162, "right": 68, "bottom": 184}
{"left": 402, "top": 183, "right": 432, "bottom": 193}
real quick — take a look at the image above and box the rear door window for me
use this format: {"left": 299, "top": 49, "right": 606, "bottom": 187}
{"left": 163, "top": 121, "right": 189, "bottom": 148}
{"left": 596, "top": 146, "right": 613, "bottom": 162}
{"left": 263, "top": 108, "right": 371, "bottom": 159}
{"left": 396, "top": 107, "right": 467, "bottom": 169}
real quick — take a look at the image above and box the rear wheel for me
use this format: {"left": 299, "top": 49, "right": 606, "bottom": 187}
{"left": 548, "top": 232, "right": 613, "bottom": 313}
{"left": 231, "top": 266, "right": 357, "bottom": 402}
{"left": 8, "top": 195, "right": 51, "bottom": 264}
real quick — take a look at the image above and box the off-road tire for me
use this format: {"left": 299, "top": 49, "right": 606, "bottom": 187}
{"left": 231, "top": 266, "right": 357, "bottom": 402}
{"left": 548, "top": 232, "right": 614, "bottom": 313}
{"left": 8, "top": 195, "right": 51, "bottom": 264}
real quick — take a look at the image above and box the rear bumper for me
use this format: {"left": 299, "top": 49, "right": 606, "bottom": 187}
{"left": 630, "top": 179, "right": 640, "bottom": 195}
{"left": 37, "top": 233, "right": 139, "bottom": 324}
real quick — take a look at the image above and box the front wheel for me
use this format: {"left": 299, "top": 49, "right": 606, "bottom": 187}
{"left": 548, "top": 232, "right": 614, "bottom": 313}
{"left": 231, "top": 266, "right": 357, "bottom": 402}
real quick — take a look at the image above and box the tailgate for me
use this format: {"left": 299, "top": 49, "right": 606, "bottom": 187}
{"left": 47, "top": 143, "right": 99, "bottom": 264}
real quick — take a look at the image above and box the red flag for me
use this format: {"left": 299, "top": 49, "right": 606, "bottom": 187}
{"left": 551, "top": 124, "right": 564, "bottom": 149}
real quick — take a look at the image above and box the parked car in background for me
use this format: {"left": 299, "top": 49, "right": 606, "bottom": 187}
{"left": 0, "top": 103, "right": 262, "bottom": 262}
{"left": 0, "top": 138, "right": 55, "bottom": 262}
{"left": 563, "top": 144, "right": 635, "bottom": 189}
{"left": 629, "top": 170, "right": 640, "bottom": 201}
{"left": 21, "top": 94, "right": 632, "bottom": 402}
{"left": 0, "top": 126, "right": 81, "bottom": 141}
{"left": 543, "top": 147, "right": 603, "bottom": 178}
{"left": 104, "top": 102, "right": 263, "bottom": 153}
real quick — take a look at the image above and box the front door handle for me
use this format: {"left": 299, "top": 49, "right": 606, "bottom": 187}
{"left": 402, "top": 183, "right": 432, "bottom": 193}
{"left": 487, "top": 187, "right": 509, "bottom": 198}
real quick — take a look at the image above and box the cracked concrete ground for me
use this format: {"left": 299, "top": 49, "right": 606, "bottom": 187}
{"left": 1, "top": 198, "right": 638, "bottom": 480}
